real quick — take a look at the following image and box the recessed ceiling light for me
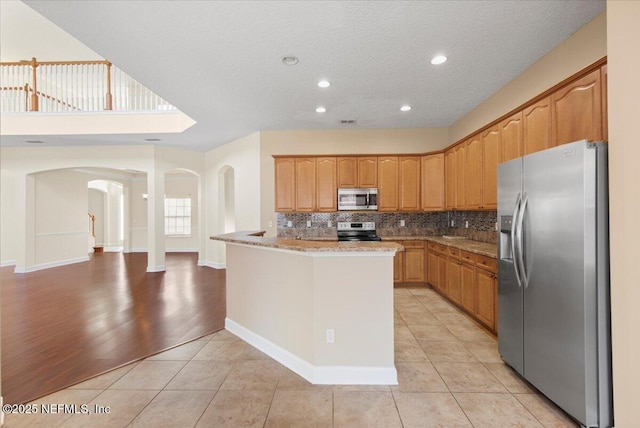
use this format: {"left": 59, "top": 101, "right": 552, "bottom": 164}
{"left": 144, "top": 138, "right": 161, "bottom": 141}
{"left": 431, "top": 55, "right": 447, "bottom": 65}
{"left": 282, "top": 56, "right": 299, "bottom": 65}
{"left": 400, "top": 105, "right": 412, "bottom": 112}
{"left": 317, "top": 80, "right": 331, "bottom": 88}
{"left": 25, "top": 140, "right": 44, "bottom": 144}
{"left": 315, "top": 107, "right": 327, "bottom": 113}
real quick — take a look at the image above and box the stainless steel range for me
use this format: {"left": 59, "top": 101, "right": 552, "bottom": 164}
{"left": 337, "top": 222, "right": 381, "bottom": 242}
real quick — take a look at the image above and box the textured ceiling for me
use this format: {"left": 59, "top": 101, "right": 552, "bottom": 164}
{"left": 6, "top": 0, "right": 605, "bottom": 151}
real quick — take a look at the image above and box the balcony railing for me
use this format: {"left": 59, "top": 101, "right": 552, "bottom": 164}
{"left": 0, "top": 57, "right": 176, "bottom": 113}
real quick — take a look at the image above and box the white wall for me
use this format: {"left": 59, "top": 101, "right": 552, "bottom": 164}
{"left": 205, "top": 132, "right": 261, "bottom": 267}
{"left": 33, "top": 169, "right": 90, "bottom": 266}
{"left": 0, "top": 169, "right": 17, "bottom": 266}
{"left": 607, "top": 1, "right": 640, "bottom": 425}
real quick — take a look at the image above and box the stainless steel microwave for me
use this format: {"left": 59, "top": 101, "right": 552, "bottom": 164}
{"left": 337, "top": 188, "right": 378, "bottom": 211}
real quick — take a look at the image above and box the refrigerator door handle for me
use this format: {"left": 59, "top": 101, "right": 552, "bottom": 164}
{"left": 511, "top": 193, "right": 523, "bottom": 287}
{"left": 516, "top": 193, "right": 529, "bottom": 288}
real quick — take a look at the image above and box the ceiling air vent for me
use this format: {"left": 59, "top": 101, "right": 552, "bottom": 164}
{"left": 339, "top": 119, "right": 357, "bottom": 125}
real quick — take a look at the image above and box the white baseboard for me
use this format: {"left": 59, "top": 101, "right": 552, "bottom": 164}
{"left": 128, "top": 248, "right": 148, "bottom": 253}
{"left": 104, "top": 246, "right": 124, "bottom": 252}
{"left": 197, "top": 260, "right": 225, "bottom": 269}
{"left": 146, "top": 265, "right": 166, "bottom": 272}
{"left": 225, "top": 318, "right": 397, "bottom": 385}
{"left": 166, "top": 248, "right": 199, "bottom": 253}
{"left": 1, "top": 259, "right": 16, "bottom": 267}
{"left": 13, "top": 256, "right": 90, "bottom": 273}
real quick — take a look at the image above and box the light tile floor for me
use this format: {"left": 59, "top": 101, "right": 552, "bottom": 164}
{"left": 4, "top": 287, "right": 578, "bottom": 427}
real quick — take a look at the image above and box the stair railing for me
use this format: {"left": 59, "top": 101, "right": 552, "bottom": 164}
{"left": 0, "top": 57, "right": 175, "bottom": 113}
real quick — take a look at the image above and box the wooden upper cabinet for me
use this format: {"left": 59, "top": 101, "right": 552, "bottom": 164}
{"left": 358, "top": 157, "right": 378, "bottom": 187}
{"left": 337, "top": 157, "right": 357, "bottom": 187}
{"left": 294, "top": 158, "right": 316, "bottom": 212}
{"left": 551, "top": 68, "right": 602, "bottom": 146}
{"left": 482, "top": 125, "right": 500, "bottom": 210}
{"left": 316, "top": 157, "right": 337, "bottom": 212}
{"left": 274, "top": 157, "right": 295, "bottom": 212}
{"left": 601, "top": 65, "right": 608, "bottom": 141}
{"left": 377, "top": 156, "right": 399, "bottom": 211}
{"left": 523, "top": 96, "right": 553, "bottom": 155}
{"left": 454, "top": 144, "right": 465, "bottom": 210}
{"left": 337, "top": 156, "right": 377, "bottom": 188}
{"left": 421, "top": 153, "right": 444, "bottom": 211}
{"left": 464, "top": 136, "right": 483, "bottom": 210}
{"left": 399, "top": 156, "right": 421, "bottom": 211}
{"left": 445, "top": 148, "right": 456, "bottom": 210}
{"left": 501, "top": 111, "right": 523, "bottom": 162}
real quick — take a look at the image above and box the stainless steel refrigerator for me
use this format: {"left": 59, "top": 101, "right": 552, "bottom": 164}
{"left": 497, "top": 140, "right": 612, "bottom": 428}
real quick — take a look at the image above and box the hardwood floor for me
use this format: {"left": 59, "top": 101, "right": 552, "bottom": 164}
{"left": 1, "top": 252, "right": 226, "bottom": 404}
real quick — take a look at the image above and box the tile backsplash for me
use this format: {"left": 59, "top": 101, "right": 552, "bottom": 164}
{"left": 277, "top": 211, "right": 497, "bottom": 244}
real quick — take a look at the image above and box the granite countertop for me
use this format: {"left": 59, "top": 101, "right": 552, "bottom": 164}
{"left": 380, "top": 235, "right": 497, "bottom": 258}
{"left": 210, "top": 231, "right": 403, "bottom": 253}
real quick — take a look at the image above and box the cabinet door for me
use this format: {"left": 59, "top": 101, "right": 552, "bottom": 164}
{"left": 501, "top": 111, "right": 523, "bottom": 162}
{"left": 446, "top": 258, "right": 462, "bottom": 304}
{"left": 476, "top": 268, "right": 496, "bottom": 330}
{"left": 427, "top": 251, "right": 439, "bottom": 287}
{"left": 445, "top": 149, "right": 456, "bottom": 210}
{"left": 377, "top": 156, "right": 399, "bottom": 211}
{"left": 437, "top": 254, "right": 448, "bottom": 294}
{"left": 464, "top": 136, "right": 483, "bottom": 210}
{"left": 481, "top": 126, "right": 500, "bottom": 210}
{"left": 421, "top": 153, "right": 445, "bottom": 211}
{"left": 316, "top": 157, "right": 337, "bottom": 212}
{"left": 404, "top": 242, "right": 425, "bottom": 282}
{"left": 461, "top": 262, "right": 476, "bottom": 314}
{"left": 551, "top": 68, "right": 602, "bottom": 146}
{"left": 358, "top": 157, "right": 378, "bottom": 187}
{"left": 455, "top": 145, "right": 465, "bottom": 210}
{"left": 523, "top": 97, "right": 553, "bottom": 155}
{"left": 295, "top": 158, "right": 316, "bottom": 212}
{"left": 601, "top": 65, "right": 608, "bottom": 141}
{"left": 399, "top": 156, "right": 421, "bottom": 211}
{"left": 393, "top": 245, "right": 404, "bottom": 283}
{"left": 274, "top": 157, "right": 295, "bottom": 212}
{"left": 337, "top": 157, "right": 357, "bottom": 187}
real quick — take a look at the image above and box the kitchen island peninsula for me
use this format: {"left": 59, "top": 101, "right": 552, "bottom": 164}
{"left": 210, "top": 231, "right": 402, "bottom": 385}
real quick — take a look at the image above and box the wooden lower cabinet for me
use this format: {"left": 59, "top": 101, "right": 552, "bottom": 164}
{"left": 460, "top": 261, "right": 476, "bottom": 314}
{"left": 476, "top": 268, "right": 497, "bottom": 330}
{"left": 393, "top": 247, "right": 404, "bottom": 283}
{"left": 426, "top": 243, "right": 498, "bottom": 333}
{"left": 394, "top": 241, "right": 425, "bottom": 284}
{"left": 446, "top": 258, "right": 462, "bottom": 305}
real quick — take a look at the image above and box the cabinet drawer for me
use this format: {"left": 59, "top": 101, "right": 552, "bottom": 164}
{"left": 460, "top": 250, "right": 477, "bottom": 264}
{"left": 448, "top": 247, "right": 460, "bottom": 258}
{"left": 427, "top": 242, "right": 446, "bottom": 254}
{"left": 476, "top": 255, "right": 497, "bottom": 272}
{"left": 403, "top": 240, "right": 424, "bottom": 249}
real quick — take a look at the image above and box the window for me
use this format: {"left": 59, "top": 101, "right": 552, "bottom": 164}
{"left": 164, "top": 198, "right": 191, "bottom": 236}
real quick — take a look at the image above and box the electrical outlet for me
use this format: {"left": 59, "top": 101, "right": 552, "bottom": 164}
{"left": 326, "top": 329, "right": 335, "bottom": 344}
{"left": 495, "top": 222, "right": 498, "bottom": 231}
{"left": 465, "top": 221, "right": 469, "bottom": 228}
{"left": 451, "top": 220, "right": 455, "bottom": 227}
{"left": 400, "top": 219, "right": 405, "bottom": 227}
{"left": 268, "top": 221, "right": 273, "bottom": 227}
{"left": 287, "top": 221, "right": 292, "bottom": 227}
{"left": 307, "top": 220, "right": 312, "bottom": 227}
{"left": 327, "top": 220, "right": 332, "bottom": 227}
